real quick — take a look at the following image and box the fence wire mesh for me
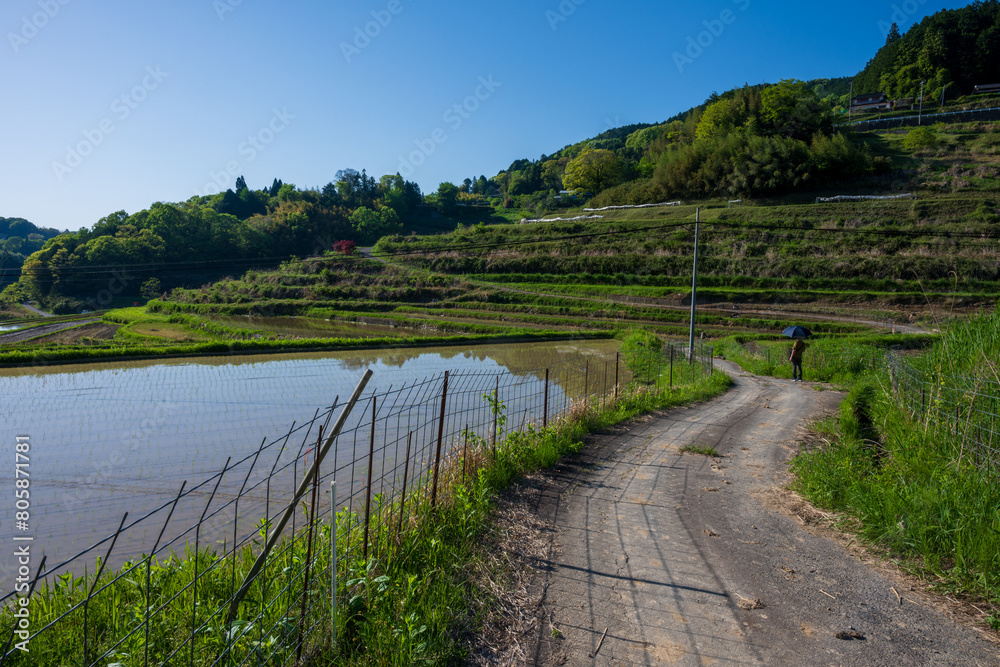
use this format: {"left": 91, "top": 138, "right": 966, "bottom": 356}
{"left": 0, "top": 342, "right": 716, "bottom": 666}
{"left": 887, "top": 349, "right": 1000, "bottom": 471}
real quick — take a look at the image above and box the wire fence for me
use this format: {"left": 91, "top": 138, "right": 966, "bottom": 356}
{"left": 0, "top": 341, "right": 716, "bottom": 666}
{"left": 838, "top": 105, "right": 1000, "bottom": 130}
{"left": 886, "top": 349, "right": 1000, "bottom": 472}
{"left": 737, "top": 340, "right": 881, "bottom": 377}
{"left": 736, "top": 340, "right": 999, "bottom": 472}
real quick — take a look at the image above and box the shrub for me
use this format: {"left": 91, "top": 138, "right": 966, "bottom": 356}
{"left": 902, "top": 127, "right": 938, "bottom": 151}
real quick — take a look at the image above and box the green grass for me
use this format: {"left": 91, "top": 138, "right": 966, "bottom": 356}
{"left": 790, "top": 313, "right": 1000, "bottom": 626}
{"left": 679, "top": 444, "right": 721, "bottom": 457}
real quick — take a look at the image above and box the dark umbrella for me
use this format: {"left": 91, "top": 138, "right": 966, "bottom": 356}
{"left": 781, "top": 325, "right": 812, "bottom": 339}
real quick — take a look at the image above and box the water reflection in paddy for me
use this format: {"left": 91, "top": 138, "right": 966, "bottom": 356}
{"left": 0, "top": 338, "right": 621, "bottom": 569}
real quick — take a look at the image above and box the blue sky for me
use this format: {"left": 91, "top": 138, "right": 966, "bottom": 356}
{"left": 2, "top": 0, "right": 969, "bottom": 232}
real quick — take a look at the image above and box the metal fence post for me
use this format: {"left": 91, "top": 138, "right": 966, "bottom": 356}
{"left": 602, "top": 359, "right": 609, "bottom": 408}
{"left": 364, "top": 398, "right": 376, "bottom": 560}
{"left": 491, "top": 376, "right": 499, "bottom": 456}
{"left": 331, "top": 480, "right": 337, "bottom": 652}
{"left": 585, "top": 359, "right": 590, "bottom": 399}
{"left": 398, "top": 432, "right": 412, "bottom": 540}
{"left": 615, "top": 352, "right": 621, "bottom": 401}
{"left": 463, "top": 424, "right": 469, "bottom": 482}
{"left": 431, "top": 371, "right": 449, "bottom": 507}
{"left": 670, "top": 345, "right": 674, "bottom": 389}
{"left": 543, "top": 369, "right": 549, "bottom": 429}
{"left": 298, "top": 441, "right": 322, "bottom": 662}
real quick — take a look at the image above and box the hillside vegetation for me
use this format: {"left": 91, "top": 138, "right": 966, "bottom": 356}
{"left": 855, "top": 0, "right": 1000, "bottom": 100}
{"left": 1, "top": 2, "right": 997, "bottom": 340}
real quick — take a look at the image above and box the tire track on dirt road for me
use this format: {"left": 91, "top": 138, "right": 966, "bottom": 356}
{"left": 525, "top": 362, "right": 999, "bottom": 666}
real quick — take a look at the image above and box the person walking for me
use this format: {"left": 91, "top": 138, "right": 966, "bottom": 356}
{"left": 790, "top": 338, "right": 806, "bottom": 382}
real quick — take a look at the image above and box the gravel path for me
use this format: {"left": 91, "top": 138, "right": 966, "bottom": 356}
{"left": 524, "top": 362, "right": 999, "bottom": 666}
{"left": 19, "top": 302, "right": 54, "bottom": 317}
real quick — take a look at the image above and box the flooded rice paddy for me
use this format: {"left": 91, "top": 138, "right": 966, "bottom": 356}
{"left": 0, "top": 339, "right": 622, "bottom": 574}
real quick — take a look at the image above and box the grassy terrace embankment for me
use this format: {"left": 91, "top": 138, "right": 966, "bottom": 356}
{"left": 377, "top": 196, "right": 1000, "bottom": 288}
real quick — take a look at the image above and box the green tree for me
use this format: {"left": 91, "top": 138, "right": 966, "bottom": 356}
{"left": 541, "top": 159, "right": 568, "bottom": 191}
{"left": 350, "top": 207, "right": 400, "bottom": 245}
{"left": 886, "top": 22, "right": 902, "bottom": 44}
{"left": 436, "top": 182, "right": 459, "bottom": 213}
{"left": 140, "top": 277, "right": 162, "bottom": 300}
{"left": 277, "top": 183, "right": 299, "bottom": 202}
{"left": 695, "top": 89, "right": 762, "bottom": 140}
{"left": 562, "top": 149, "right": 622, "bottom": 193}
{"left": 0, "top": 281, "right": 30, "bottom": 306}
{"left": 474, "top": 175, "right": 488, "bottom": 195}
{"left": 760, "top": 79, "right": 830, "bottom": 140}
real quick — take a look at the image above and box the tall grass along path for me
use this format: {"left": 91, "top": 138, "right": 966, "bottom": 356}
{"left": 525, "top": 361, "right": 999, "bottom": 665}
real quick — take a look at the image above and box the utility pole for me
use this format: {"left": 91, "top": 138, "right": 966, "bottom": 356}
{"left": 918, "top": 80, "right": 926, "bottom": 125}
{"left": 688, "top": 207, "right": 700, "bottom": 363}
{"left": 848, "top": 81, "right": 854, "bottom": 124}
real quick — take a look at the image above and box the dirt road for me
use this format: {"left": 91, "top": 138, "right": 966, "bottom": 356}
{"left": 524, "top": 362, "right": 999, "bottom": 666}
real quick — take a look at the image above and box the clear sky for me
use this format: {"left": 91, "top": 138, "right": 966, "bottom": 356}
{"left": 2, "top": 0, "right": 970, "bottom": 232}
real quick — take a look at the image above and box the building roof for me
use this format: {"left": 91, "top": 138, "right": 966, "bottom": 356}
{"left": 852, "top": 93, "right": 887, "bottom": 104}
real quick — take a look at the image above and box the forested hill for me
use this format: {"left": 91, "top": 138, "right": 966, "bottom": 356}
{"left": 855, "top": 0, "right": 1000, "bottom": 99}
{"left": 0, "top": 217, "right": 64, "bottom": 291}
{"left": 0, "top": 217, "right": 62, "bottom": 242}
